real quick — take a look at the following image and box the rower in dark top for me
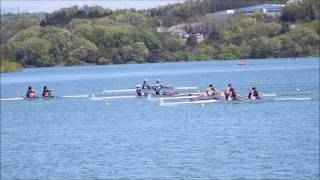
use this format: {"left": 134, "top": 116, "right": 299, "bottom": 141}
{"left": 228, "top": 87, "right": 237, "bottom": 100}
{"left": 42, "top": 86, "right": 52, "bottom": 97}
{"left": 136, "top": 84, "right": 143, "bottom": 96}
{"left": 248, "top": 87, "right": 261, "bottom": 100}
{"left": 26, "top": 86, "right": 37, "bottom": 98}
{"left": 154, "top": 83, "right": 162, "bottom": 95}
{"left": 224, "top": 84, "right": 232, "bottom": 100}
{"left": 142, "top": 79, "right": 150, "bottom": 89}
{"left": 225, "top": 84, "right": 238, "bottom": 100}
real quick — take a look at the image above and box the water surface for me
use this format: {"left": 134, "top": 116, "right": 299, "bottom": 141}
{"left": 1, "top": 57, "right": 319, "bottom": 179}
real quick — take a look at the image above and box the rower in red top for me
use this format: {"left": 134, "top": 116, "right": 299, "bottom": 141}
{"left": 26, "top": 86, "right": 37, "bottom": 98}
{"left": 42, "top": 86, "right": 53, "bottom": 97}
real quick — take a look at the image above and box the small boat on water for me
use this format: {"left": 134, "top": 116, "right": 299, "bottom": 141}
{"left": 237, "top": 60, "right": 247, "bottom": 66}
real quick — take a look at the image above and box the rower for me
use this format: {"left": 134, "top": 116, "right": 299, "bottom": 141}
{"left": 205, "top": 84, "right": 216, "bottom": 96}
{"left": 142, "top": 79, "right": 150, "bottom": 89}
{"left": 228, "top": 87, "right": 237, "bottom": 100}
{"left": 154, "top": 84, "right": 161, "bottom": 95}
{"left": 155, "top": 79, "right": 168, "bottom": 88}
{"left": 26, "top": 86, "right": 37, "bottom": 98}
{"left": 136, "top": 84, "right": 143, "bottom": 96}
{"left": 225, "top": 84, "right": 238, "bottom": 100}
{"left": 224, "top": 84, "right": 232, "bottom": 100}
{"left": 248, "top": 87, "right": 261, "bottom": 100}
{"left": 42, "top": 86, "right": 53, "bottom": 97}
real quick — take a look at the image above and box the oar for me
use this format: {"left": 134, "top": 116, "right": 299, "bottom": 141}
{"left": 102, "top": 89, "right": 136, "bottom": 94}
{"left": 261, "top": 93, "right": 277, "bottom": 97}
{"left": 91, "top": 95, "right": 137, "bottom": 100}
{"left": 274, "top": 97, "right": 311, "bottom": 101}
{"left": 174, "top": 86, "right": 198, "bottom": 90}
{"left": 152, "top": 95, "right": 200, "bottom": 101}
{"left": 61, "top": 95, "right": 89, "bottom": 98}
{"left": 0, "top": 97, "right": 24, "bottom": 101}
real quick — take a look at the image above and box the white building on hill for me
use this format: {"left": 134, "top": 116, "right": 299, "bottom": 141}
{"left": 287, "top": 0, "right": 303, "bottom": 4}
{"left": 238, "top": 4, "right": 285, "bottom": 17}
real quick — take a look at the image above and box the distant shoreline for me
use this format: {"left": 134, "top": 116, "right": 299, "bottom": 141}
{"left": 2, "top": 56, "right": 319, "bottom": 73}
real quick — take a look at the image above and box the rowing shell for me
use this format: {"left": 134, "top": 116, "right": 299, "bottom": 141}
{"left": 160, "top": 99, "right": 219, "bottom": 106}
{"left": 102, "top": 86, "right": 198, "bottom": 94}
{"left": 159, "top": 96, "right": 313, "bottom": 106}
{"left": 90, "top": 93, "right": 200, "bottom": 101}
{"left": 0, "top": 95, "right": 89, "bottom": 101}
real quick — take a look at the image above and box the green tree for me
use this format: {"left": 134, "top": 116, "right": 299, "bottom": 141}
{"left": 1, "top": 60, "right": 22, "bottom": 73}
{"left": 186, "top": 35, "right": 197, "bottom": 47}
{"left": 13, "top": 37, "right": 55, "bottom": 67}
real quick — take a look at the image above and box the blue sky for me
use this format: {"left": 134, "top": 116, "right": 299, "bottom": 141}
{"left": 1, "top": 0, "right": 184, "bottom": 13}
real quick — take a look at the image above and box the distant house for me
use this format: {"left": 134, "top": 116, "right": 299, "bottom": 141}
{"left": 238, "top": 4, "right": 285, "bottom": 17}
{"left": 289, "top": 24, "right": 296, "bottom": 31}
{"left": 195, "top": 33, "right": 205, "bottom": 43}
{"left": 157, "top": 27, "right": 189, "bottom": 39}
{"left": 156, "top": 27, "right": 169, "bottom": 33}
{"left": 171, "top": 30, "right": 189, "bottom": 39}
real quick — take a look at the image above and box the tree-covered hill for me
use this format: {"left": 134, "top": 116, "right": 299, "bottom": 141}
{"left": 0, "top": 0, "right": 319, "bottom": 72}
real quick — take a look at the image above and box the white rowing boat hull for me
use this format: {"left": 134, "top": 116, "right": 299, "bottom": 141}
{"left": 160, "top": 99, "right": 219, "bottom": 106}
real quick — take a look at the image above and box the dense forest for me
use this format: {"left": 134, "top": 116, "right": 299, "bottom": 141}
{"left": 0, "top": 0, "right": 319, "bottom": 72}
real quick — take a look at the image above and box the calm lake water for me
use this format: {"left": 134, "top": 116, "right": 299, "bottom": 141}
{"left": 1, "top": 57, "right": 319, "bottom": 179}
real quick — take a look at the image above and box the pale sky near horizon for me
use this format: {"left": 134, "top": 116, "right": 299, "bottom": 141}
{"left": 1, "top": 0, "right": 184, "bottom": 13}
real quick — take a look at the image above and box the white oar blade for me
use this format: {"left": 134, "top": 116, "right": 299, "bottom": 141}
{"left": 61, "top": 95, "right": 89, "bottom": 98}
{"left": 274, "top": 97, "right": 311, "bottom": 101}
{"left": 91, "top": 95, "right": 137, "bottom": 100}
{"left": 263, "top": 93, "right": 277, "bottom": 97}
{"left": 160, "top": 99, "right": 218, "bottom": 106}
{"left": 153, "top": 95, "right": 199, "bottom": 100}
{"left": 102, "top": 89, "right": 135, "bottom": 94}
{"left": 0, "top": 97, "right": 24, "bottom": 101}
{"left": 174, "top": 86, "right": 198, "bottom": 90}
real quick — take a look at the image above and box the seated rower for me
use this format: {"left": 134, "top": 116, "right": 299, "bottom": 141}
{"left": 136, "top": 84, "right": 144, "bottom": 96}
{"left": 26, "top": 86, "right": 37, "bottom": 98}
{"left": 142, "top": 79, "right": 151, "bottom": 89}
{"left": 225, "top": 84, "right": 239, "bottom": 100}
{"left": 224, "top": 84, "right": 232, "bottom": 100}
{"left": 155, "top": 79, "right": 168, "bottom": 88}
{"left": 248, "top": 87, "right": 261, "bottom": 100}
{"left": 42, "top": 86, "right": 53, "bottom": 97}
{"left": 205, "top": 84, "right": 217, "bottom": 97}
{"left": 228, "top": 87, "right": 237, "bottom": 100}
{"left": 154, "top": 84, "right": 162, "bottom": 95}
